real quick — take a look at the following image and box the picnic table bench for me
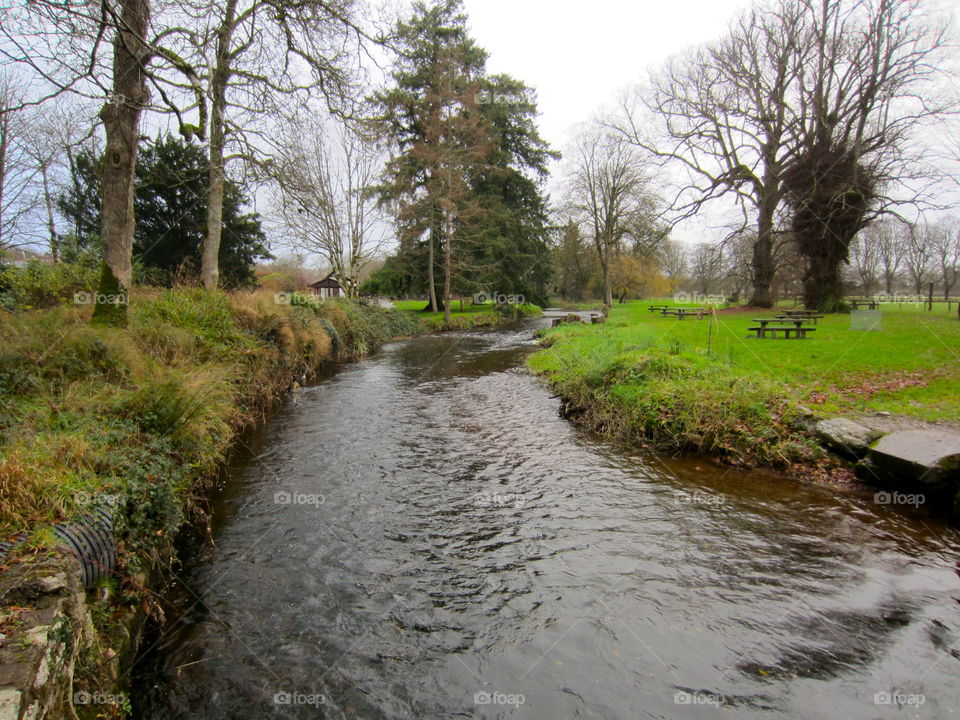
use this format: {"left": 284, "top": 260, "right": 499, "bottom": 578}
{"left": 661, "top": 307, "right": 706, "bottom": 320}
{"left": 748, "top": 319, "right": 817, "bottom": 339}
{"left": 648, "top": 304, "right": 671, "bottom": 312}
{"left": 775, "top": 312, "right": 824, "bottom": 325}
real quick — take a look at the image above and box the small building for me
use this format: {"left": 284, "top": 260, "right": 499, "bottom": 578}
{"left": 309, "top": 272, "right": 344, "bottom": 299}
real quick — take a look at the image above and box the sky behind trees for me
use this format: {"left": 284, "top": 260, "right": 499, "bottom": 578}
{"left": 462, "top": 0, "right": 960, "bottom": 244}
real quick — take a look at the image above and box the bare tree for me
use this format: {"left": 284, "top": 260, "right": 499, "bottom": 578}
{"left": 781, "top": 0, "right": 955, "bottom": 310}
{"left": 617, "top": 0, "right": 955, "bottom": 310}
{"left": 564, "top": 123, "right": 658, "bottom": 307}
{"left": 848, "top": 232, "right": 880, "bottom": 296}
{"left": 658, "top": 239, "right": 687, "bottom": 292}
{"left": 0, "top": 73, "right": 42, "bottom": 252}
{"left": 689, "top": 242, "right": 725, "bottom": 296}
{"left": 864, "top": 219, "right": 907, "bottom": 295}
{"left": 929, "top": 219, "right": 960, "bottom": 299}
{"left": 168, "top": 0, "right": 371, "bottom": 290}
{"left": 615, "top": 1, "right": 807, "bottom": 307}
{"left": 17, "top": 99, "right": 96, "bottom": 261}
{"left": 274, "top": 117, "right": 388, "bottom": 297}
{"left": 903, "top": 225, "right": 935, "bottom": 296}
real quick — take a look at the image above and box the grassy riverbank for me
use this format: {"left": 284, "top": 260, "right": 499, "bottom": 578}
{"left": 0, "top": 290, "right": 422, "bottom": 555}
{"left": 529, "top": 300, "right": 960, "bottom": 467}
{"left": 392, "top": 299, "right": 543, "bottom": 329}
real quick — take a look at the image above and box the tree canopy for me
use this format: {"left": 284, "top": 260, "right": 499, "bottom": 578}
{"left": 58, "top": 135, "right": 270, "bottom": 287}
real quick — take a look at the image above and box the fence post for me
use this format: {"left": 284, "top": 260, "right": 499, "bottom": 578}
{"left": 928, "top": 283, "right": 933, "bottom": 312}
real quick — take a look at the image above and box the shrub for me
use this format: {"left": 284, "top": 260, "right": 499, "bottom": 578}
{"left": 0, "top": 260, "right": 99, "bottom": 311}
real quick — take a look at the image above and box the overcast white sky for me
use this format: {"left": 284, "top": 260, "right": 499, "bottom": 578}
{"left": 463, "top": 0, "right": 751, "bottom": 152}
{"left": 455, "top": 0, "right": 960, "bottom": 245}
{"left": 460, "top": 0, "right": 753, "bottom": 243}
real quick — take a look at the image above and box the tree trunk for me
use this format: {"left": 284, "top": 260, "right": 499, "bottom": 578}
{"left": 41, "top": 164, "right": 57, "bottom": 263}
{"left": 802, "top": 252, "right": 845, "bottom": 311}
{"left": 202, "top": 82, "right": 226, "bottom": 289}
{"left": 601, "top": 241, "right": 613, "bottom": 308}
{"left": 0, "top": 111, "right": 7, "bottom": 251}
{"left": 201, "top": 1, "right": 235, "bottom": 290}
{"left": 748, "top": 199, "right": 777, "bottom": 307}
{"left": 426, "top": 227, "right": 439, "bottom": 312}
{"left": 443, "top": 215, "right": 452, "bottom": 326}
{"left": 93, "top": 0, "right": 150, "bottom": 326}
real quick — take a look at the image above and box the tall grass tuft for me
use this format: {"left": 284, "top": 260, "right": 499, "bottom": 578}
{"left": 0, "top": 289, "right": 424, "bottom": 551}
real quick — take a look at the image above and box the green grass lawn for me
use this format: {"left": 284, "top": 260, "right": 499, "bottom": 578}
{"left": 530, "top": 300, "right": 960, "bottom": 465}
{"left": 571, "top": 300, "right": 958, "bottom": 420}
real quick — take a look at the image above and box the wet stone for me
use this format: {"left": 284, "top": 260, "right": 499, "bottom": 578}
{"left": 857, "top": 430, "right": 960, "bottom": 513}
{"left": 815, "top": 418, "right": 882, "bottom": 457}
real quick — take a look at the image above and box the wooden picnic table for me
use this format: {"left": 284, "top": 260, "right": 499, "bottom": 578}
{"left": 754, "top": 318, "right": 807, "bottom": 329}
{"left": 661, "top": 307, "right": 706, "bottom": 320}
{"left": 748, "top": 320, "right": 817, "bottom": 339}
{"left": 850, "top": 300, "right": 879, "bottom": 310}
{"left": 647, "top": 304, "right": 671, "bottom": 312}
{"left": 775, "top": 313, "right": 823, "bottom": 325}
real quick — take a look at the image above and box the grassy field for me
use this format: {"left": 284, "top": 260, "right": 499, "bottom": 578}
{"left": 392, "top": 299, "right": 542, "bottom": 329}
{"left": 529, "top": 299, "right": 960, "bottom": 466}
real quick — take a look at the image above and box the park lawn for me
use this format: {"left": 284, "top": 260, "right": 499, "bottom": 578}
{"left": 529, "top": 300, "right": 960, "bottom": 465}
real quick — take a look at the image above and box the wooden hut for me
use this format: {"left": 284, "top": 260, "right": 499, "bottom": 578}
{"left": 310, "top": 273, "right": 343, "bottom": 299}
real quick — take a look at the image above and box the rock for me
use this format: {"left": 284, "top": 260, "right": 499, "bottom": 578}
{"left": 0, "top": 689, "right": 21, "bottom": 720}
{"left": 815, "top": 417, "right": 883, "bottom": 458}
{"left": 856, "top": 430, "right": 960, "bottom": 514}
{"left": 789, "top": 405, "right": 822, "bottom": 433}
{"left": 35, "top": 573, "right": 68, "bottom": 595}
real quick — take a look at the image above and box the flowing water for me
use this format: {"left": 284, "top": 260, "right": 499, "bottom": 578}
{"left": 134, "top": 318, "right": 960, "bottom": 719}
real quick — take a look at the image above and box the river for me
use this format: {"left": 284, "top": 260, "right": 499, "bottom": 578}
{"left": 133, "top": 318, "right": 960, "bottom": 719}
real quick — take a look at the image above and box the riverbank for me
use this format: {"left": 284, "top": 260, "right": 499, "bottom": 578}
{"left": 529, "top": 300, "right": 960, "bottom": 494}
{"left": 133, "top": 314, "right": 960, "bottom": 720}
{"left": 391, "top": 299, "right": 543, "bottom": 330}
{"left": 0, "top": 288, "right": 422, "bottom": 718}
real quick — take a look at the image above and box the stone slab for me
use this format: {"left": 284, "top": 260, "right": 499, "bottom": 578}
{"left": 871, "top": 430, "right": 960, "bottom": 470}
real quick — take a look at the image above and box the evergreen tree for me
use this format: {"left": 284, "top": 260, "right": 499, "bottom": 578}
{"left": 59, "top": 136, "right": 271, "bottom": 287}
{"left": 373, "top": 0, "right": 555, "bottom": 312}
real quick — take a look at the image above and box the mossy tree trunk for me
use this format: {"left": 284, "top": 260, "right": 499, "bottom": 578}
{"left": 201, "top": 0, "right": 236, "bottom": 291}
{"left": 93, "top": 0, "right": 151, "bottom": 326}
